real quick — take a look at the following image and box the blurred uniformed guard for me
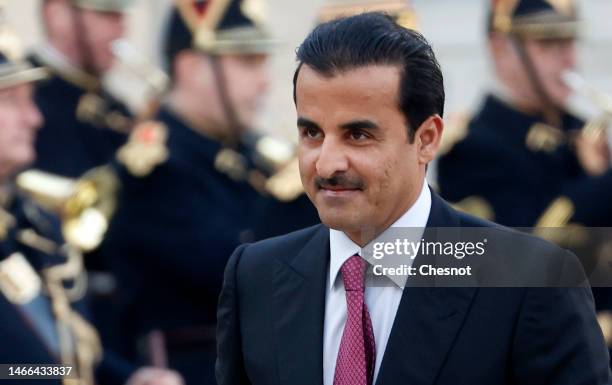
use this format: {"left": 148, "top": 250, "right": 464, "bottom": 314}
{"left": 98, "top": 1, "right": 319, "bottom": 384}
{"left": 437, "top": 0, "right": 612, "bottom": 357}
{"left": 439, "top": 0, "right": 612, "bottom": 226}
{"left": 0, "top": 17, "right": 104, "bottom": 385}
{"left": 28, "top": 0, "right": 139, "bottom": 356}
{"left": 0, "top": 11, "right": 186, "bottom": 385}
{"left": 0, "top": 10, "right": 186, "bottom": 385}
{"left": 0, "top": 22, "right": 76, "bottom": 385}
{"left": 29, "top": 0, "right": 133, "bottom": 178}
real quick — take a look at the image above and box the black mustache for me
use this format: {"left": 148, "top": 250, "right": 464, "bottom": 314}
{"left": 315, "top": 174, "right": 365, "bottom": 190}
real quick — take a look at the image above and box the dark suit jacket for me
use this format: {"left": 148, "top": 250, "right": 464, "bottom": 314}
{"left": 216, "top": 193, "right": 611, "bottom": 385}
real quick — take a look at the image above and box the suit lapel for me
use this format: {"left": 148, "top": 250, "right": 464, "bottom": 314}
{"left": 274, "top": 225, "right": 329, "bottom": 385}
{"left": 375, "top": 193, "right": 478, "bottom": 385}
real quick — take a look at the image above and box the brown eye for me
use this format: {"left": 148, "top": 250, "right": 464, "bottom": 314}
{"left": 349, "top": 130, "right": 367, "bottom": 140}
{"left": 302, "top": 126, "right": 321, "bottom": 139}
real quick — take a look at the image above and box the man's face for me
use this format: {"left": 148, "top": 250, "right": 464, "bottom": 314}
{"left": 0, "top": 83, "right": 43, "bottom": 178}
{"left": 218, "top": 53, "right": 270, "bottom": 128}
{"left": 524, "top": 38, "right": 576, "bottom": 106}
{"left": 79, "top": 9, "right": 125, "bottom": 74}
{"left": 296, "top": 65, "right": 428, "bottom": 243}
{"left": 496, "top": 36, "right": 576, "bottom": 108}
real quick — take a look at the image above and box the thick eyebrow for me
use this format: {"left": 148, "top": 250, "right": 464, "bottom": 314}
{"left": 339, "top": 120, "right": 380, "bottom": 131}
{"left": 296, "top": 117, "right": 380, "bottom": 132}
{"left": 297, "top": 117, "right": 321, "bottom": 130}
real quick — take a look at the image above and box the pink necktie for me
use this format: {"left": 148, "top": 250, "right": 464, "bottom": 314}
{"left": 334, "top": 255, "right": 376, "bottom": 385}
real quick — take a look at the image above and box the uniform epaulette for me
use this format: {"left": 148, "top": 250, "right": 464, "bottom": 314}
{"left": 535, "top": 196, "right": 574, "bottom": 228}
{"left": 76, "top": 92, "right": 133, "bottom": 134}
{"left": 0, "top": 252, "right": 42, "bottom": 304}
{"left": 117, "top": 120, "right": 169, "bottom": 177}
{"left": 533, "top": 196, "right": 589, "bottom": 247}
{"left": 525, "top": 123, "right": 565, "bottom": 153}
{"left": 252, "top": 134, "right": 295, "bottom": 172}
{"left": 450, "top": 195, "right": 495, "bottom": 221}
{"left": 438, "top": 111, "right": 470, "bottom": 156}
{"left": 265, "top": 157, "right": 305, "bottom": 202}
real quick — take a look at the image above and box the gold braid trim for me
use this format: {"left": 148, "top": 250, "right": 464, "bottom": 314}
{"left": 43, "top": 247, "right": 101, "bottom": 385}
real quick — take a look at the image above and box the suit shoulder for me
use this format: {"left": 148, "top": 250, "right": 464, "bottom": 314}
{"left": 235, "top": 224, "right": 324, "bottom": 270}
{"left": 246, "top": 224, "right": 323, "bottom": 256}
{"left": 456, "top": 210, "right": 503, "bottom": 228}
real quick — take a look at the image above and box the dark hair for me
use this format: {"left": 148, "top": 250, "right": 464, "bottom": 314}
{"left": 293, "top": 12, "right": 444, "bottom": 141}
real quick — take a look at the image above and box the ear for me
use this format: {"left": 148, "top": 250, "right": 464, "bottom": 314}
{"left": 416, "top": 114, "right": 444, "bottom": 165}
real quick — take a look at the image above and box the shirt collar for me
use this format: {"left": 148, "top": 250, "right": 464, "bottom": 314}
{"left": 328, "top": 181, "right": 432, "bottom": 291}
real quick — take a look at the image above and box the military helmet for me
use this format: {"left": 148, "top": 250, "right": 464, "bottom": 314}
{"left": 316, "top": 0, "right": 418, "bottom": 30}
{"left": 0, "top": 16, "right": 47, "bottom": 89}
{"left": 489, "top": 0, "right": 581, "bottom": 39}
{"left": 164, "top": 0, "right": 276, "bottom": 66}
{"left": 70, "top": 0, "right": 134, "bottom": 12}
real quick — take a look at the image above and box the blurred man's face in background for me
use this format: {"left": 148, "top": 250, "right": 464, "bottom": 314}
{"left": 179, "top": 51, "right": 269, "bottom": 133}
{"left": 78, "top": 9, "right": 126, "bottom": 74}
{"left": 43, "top": 0, "right": 126, "bottom": 74}
{"left": 491, "top": 34, "right": 577, "bottom": 109}
{"left": 218, "top": 53, "right": 270, "bottom": 129}
{"left": 0, "top": 83, "right": 43, "bottom": 178}
{"left": 524, "top": 38, "right": 576, "bottom": 106}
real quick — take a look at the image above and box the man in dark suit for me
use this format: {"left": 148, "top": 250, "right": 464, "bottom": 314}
{"left": 216, "top": 12, "right": 611, "bottom": 385}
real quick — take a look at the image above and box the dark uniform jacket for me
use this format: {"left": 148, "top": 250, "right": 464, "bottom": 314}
{"left": 28, "top": 53, "right": 130, "bottom": 178}
{"left": 0, "top": 192, "right": 133, "bottom": 385}
{"left": 0, "top": 194, "right": 65, "bottom": 385}
{"left": 100, "top": 107, "right": 266, "bottom": 384}
{"left": 438, "top": 94, "right": 612, "bottom": 227}
{"left": 101, "top": 105, "right": 319, "bottom": 384}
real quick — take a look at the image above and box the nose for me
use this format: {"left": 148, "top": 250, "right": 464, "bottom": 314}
{"left": 315, "top": 136, "right": 349, "bottom": 179}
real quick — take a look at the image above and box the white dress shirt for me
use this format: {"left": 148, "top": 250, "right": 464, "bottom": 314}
{"left": 323, "top": 182, "right": 432, "bottom": 385}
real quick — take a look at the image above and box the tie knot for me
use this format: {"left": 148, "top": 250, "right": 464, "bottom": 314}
{"left": 341, "top": 255, "right": 367, "bottom": 292}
